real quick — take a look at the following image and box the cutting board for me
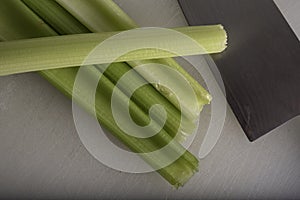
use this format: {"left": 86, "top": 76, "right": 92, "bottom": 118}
{"left": 178, "top": 0, "right": 300, "bottom": 141}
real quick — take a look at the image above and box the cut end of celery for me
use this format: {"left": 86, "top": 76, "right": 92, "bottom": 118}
{"left": 175, "top": 168, "right": 199, "bottom": 189}
{"left": 219, "top": 25, "right": 228, "bottom": 52}
{"left": 159, "top": 156, "right": 199, "bottom": 189}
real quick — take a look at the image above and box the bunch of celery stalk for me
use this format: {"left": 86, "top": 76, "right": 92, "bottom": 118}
{"left": 0, "top": 0, "right": 227, "bottom": 187}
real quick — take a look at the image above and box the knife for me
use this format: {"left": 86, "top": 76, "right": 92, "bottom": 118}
{"left": 178, "top": 0, "right": 300, "bottom": 141}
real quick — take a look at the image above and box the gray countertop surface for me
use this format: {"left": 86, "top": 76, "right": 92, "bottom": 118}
{"left": 0, "top": 0, "right": 299, "bottom": 199}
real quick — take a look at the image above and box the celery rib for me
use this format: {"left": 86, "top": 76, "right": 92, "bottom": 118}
{"left": 22, "top": 0, "right": 196, "bottom": 141}
{"left": 0, "top": 0, "right": 200, "bottom": 187}
{"left": 55, "top": 0, "right": 225, "bottom": 118}
{"left": 0, "top": 25, "right": 226, "bottom": 76}
{"left": 21, "top": 0, "right": 198, "bottom": 163}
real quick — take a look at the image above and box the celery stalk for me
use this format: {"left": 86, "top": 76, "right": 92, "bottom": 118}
{"left": 0, "top": 25, "right": 226, "bottom": 76}
{"left": 22, "top": 0, "right": 196, "bottom": 139}
{"left": 0, "top": 0, "right": 199, "bottom": 187}
{"left": 56, "top": 0, "right": 222, "bottom": 117}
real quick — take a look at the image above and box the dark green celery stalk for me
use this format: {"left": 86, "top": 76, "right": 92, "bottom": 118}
{"left": 0, "top": 0, "right": 198, "bottom": 187}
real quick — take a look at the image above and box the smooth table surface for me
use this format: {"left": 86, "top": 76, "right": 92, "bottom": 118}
{"left": 0, "top": 0, "right": 299, "bottom": 199}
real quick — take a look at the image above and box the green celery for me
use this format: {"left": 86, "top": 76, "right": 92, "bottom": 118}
{"left": 0, "top": 0, "right": 199, "bottom": 187}
{"left": 22, "top": 0, "right": 196, "bottom": 138}
{"left": 0, "top": 25, "right": 227, "bottom": 76}
{"left": 56, "top": 0, "right": 225, "bottom": 118}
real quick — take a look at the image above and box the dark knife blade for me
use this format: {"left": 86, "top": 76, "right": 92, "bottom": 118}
{"left": 178, "top": 0, "right": 300, "bottom": 141}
